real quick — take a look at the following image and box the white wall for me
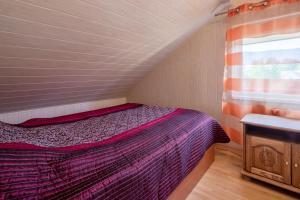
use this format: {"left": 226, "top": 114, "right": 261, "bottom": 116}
{"left": 0, "top": 97, "right": 127, "bottom": 124}
{"left": 128, "top": 18, "right": 226, "bottom": 122}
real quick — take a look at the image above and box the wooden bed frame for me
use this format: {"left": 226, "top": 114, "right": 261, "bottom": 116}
{"left": 168, "top": 145, "right": 215, "bottom": 200}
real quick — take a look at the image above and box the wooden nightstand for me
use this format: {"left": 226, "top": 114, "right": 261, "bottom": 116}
{"left": 241, "top": 114, "right": 300, "bottom": 194}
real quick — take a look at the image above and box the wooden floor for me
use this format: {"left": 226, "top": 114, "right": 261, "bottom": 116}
{"left": 186, "top": 150, "right": 300, "bottom": 200}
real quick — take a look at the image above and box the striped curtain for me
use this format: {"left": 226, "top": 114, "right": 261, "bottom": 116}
{"left": 222, "top": 0, "right": 300, "bottom": 144}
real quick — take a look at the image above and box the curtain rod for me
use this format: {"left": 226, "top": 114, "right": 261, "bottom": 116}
{"left": 214, "top": 0, "right": 270, "bottom": 17}
{"left": 214, "top": 10, "right": 228, "bottom": 17}
{"left": 212, "top": 1, "right": 232, "bottom": 17}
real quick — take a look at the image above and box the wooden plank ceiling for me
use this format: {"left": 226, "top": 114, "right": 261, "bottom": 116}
{"left": 0, "top": 0, "right": 223, "bottom": 113}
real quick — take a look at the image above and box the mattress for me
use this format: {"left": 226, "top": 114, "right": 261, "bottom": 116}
{"left": 0, "top": 103, "right": 229, "bottom": 199}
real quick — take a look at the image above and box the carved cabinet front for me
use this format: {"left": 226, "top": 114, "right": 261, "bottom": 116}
{"left": 246, "top": 135, "right": 291, "bottom": 184}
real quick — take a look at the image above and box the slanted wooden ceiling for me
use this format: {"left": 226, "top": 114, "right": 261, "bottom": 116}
{"left": 0, "top": 0, "right": 224, "bottom": 113}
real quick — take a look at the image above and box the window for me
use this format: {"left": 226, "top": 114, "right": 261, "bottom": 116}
{"left": 228, "top": 33, "right": 300, "bottom": 105}
{"left": 242, "top": 33, "right": 300, "bottom": 80}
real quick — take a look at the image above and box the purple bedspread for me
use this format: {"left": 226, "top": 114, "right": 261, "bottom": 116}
{"left": 0, "top": 104, "right": 229, "bottom": 200}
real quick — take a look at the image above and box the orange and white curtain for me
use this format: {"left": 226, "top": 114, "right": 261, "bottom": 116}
{"left": 222, "top": 0, "right": 300, "bottom": 144}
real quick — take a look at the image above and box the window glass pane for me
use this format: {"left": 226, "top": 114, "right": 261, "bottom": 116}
{"left": 242, "top": 33, "right": 300, "bottom": 79}
{"left": 243, "top": 64, "right": 300, "bottom": 79}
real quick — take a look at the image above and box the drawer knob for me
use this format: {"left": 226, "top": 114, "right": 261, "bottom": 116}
{"left": 285, "top": 161, "right": 289, "bottom": 166}
{"left": 295, "top": 164, "right": 298, "bottom": 168}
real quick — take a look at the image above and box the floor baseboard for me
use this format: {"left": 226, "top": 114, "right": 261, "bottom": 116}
{"left": 215, "top": 141, "right": 242, "bottom": 157}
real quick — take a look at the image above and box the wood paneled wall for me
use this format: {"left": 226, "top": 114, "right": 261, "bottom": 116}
{"left": 128, "top": 18, "right": 226, "bottom": 122}
{"left": 0, "top": 97, "right": 126, "bottom": 124}
{"left": 0, "top": 0, "right": 224, "bottom": 113}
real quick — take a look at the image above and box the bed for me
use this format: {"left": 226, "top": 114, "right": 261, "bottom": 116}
{"left": 0, "top": 103, "right": 229, "bottom": 199}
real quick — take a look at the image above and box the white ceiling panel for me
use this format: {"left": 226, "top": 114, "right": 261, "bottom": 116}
{"left": 0, "top": 0, "right": 224, "bottom": 112}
